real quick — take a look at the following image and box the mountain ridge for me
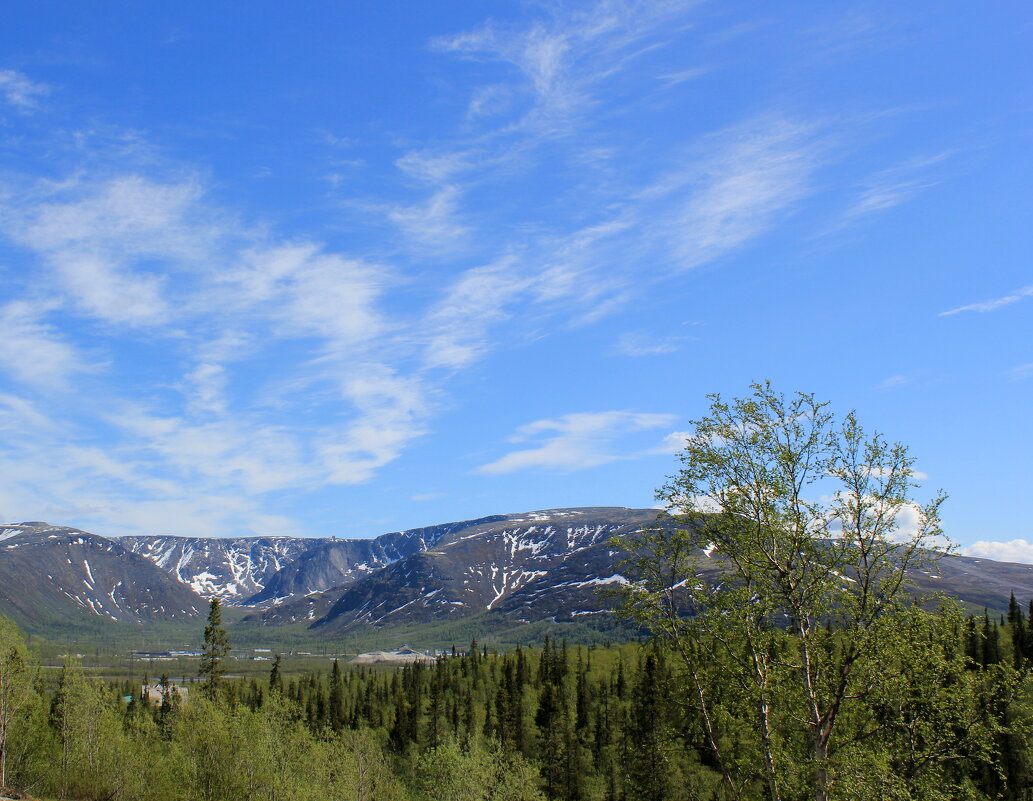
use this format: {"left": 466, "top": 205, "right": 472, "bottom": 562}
{"left": 6, "top": 511, "right": 1033, "bottom": 638}
{"left": 0, "top": 522, "right": 204, "bottom": 628}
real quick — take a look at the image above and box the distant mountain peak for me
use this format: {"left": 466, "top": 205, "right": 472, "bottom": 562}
{"left": 6, "top": 509, "right": 1033, "bottom": 637}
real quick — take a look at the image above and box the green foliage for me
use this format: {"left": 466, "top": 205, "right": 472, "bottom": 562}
{"left": 612, "top": 384, "right": 976, "bottom": 801}
{"left": 2, "top": 609, "right": 1033, "bottom": 800}
{"left": 0, "top": 616, "right": 34, "bottom": 791}
{"left": 199, "top": 598, "right": 231, "bottom": 696}
{"left": 412, "top": 739, "right": 544, "bottom": 801}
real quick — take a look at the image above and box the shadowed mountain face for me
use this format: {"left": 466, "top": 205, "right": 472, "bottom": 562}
{"left": 246, "top": 515, "right": 509, "bottom": 604}
{"left": 249, "top": 508, "right": 662, "bottom": 632}
{"left": 248, "top": 508, "right": 1033, "bottom": 635}
{"left": 6, "top": 511, "right": 1033, "bottom": 637}
{"left": 0, "top": 523, "right": 204, "bottom": 627}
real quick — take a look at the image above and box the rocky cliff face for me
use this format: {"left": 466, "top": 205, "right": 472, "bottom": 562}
{"left": 246, "top": 515, "right": 509, "bottom": 604}
{"left": 250, "top": 508, "right": 659, "bottom": 632}
{"left": 120, "top": 534, "right": 329, "bottom": 603}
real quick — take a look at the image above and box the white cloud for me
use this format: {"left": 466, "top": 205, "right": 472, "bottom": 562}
{"left": 615, "top": 332, "right": 680, "bottom": 356}
{"left": 840, "top": 152, "right": 950, "bottom": 224}
{"left": 0, "top": 302, "right": 93, "bottom": 389}
{"left": 376, "top": 0, "right": 706, "bottom": 268}
{"left": 422, "top": 258, "right": 531, "bottom": 369}
{"left": 5, "top": 175, "right": 218, "bottom": 325}
{"left": 940, "top": 284, "right": 1033, "bottom": 317}
{"left": 465, "top": 84, "right": 516, "bottom": 120}
{"left": 387, "top": 186, "right": 469, "bottom": 251}
{"left": 111, "top": 406, "right": 315, "bottom": 495}
{"left": 0, "top": 430, "right": 295, "bottom": 538}
{"left": 382, "top": 151, "right": 476, "bottom": 251}
{"left": 876, "top": 374, "right": 910, "bottom": 391}
{"left": 224, "top": 243, "right": 387, "bottom": 348}
{"left": 0, "top": 393, "right": 60, "bottom": 434}
{"left": 185, "top": 362, "right": 228, "bottom": 415}
{"left": 0, "top": 69, "right": 48, "bottom": 109}
{"left": 0, "top": 167, "right": 435, "bottom": 530}
{"left": 643, "top": 430, "right": 689, "bottom": 455}
{"left": 960, "top": 539, "right": 1033, "bottom": 566}
{"left": 656, "top": 67, "right": 709, "bottom": 89}
{"left": 654, "top": 118, "right": 822, "bottom": 270}
{"left": 319, "top": 366, "right": 429, "bottom": 485}
{"left": 434, "top": 0, "right": 696, "bottom": 137}
{"left": 1009, "top": 363, "right": 1033, "bottom": 381}
{"left": 477, "top": 410, "right": 676, "bottom": 474}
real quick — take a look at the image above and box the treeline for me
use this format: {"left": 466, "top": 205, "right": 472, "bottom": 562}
{"left": 5, "top": 607, "right": 1033, "bottom": 800}
{"left": 197, "top": 638, "right": 704, "bottom": 800}
{"left": 1, "top": 614, "right": 540, "bottom": 801}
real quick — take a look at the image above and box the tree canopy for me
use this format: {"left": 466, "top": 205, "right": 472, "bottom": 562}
{"left": 614, "top": 383, "right": 969, "bottom": 801}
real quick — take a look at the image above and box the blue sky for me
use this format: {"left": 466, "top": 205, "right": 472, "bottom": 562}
{"left": 0, "top": 2, "right": 1030, "bottom": 559}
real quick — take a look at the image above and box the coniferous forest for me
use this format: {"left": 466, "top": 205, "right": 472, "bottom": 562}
{"left": 3, "top": 604, "right": 1033, "bottom": 801}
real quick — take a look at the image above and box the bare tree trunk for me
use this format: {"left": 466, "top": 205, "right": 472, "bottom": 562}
{"left": 814, "top": 728, "right": 830, "bottom": 801}
{"left": 757, "top": 696, "right": 780, "bottom": 801}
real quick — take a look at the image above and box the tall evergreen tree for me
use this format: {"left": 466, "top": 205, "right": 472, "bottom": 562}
{"left": 269, "top": 653, "right": 283, "bottom": 693}
{"left": 329, "top": 659, "right": 344, "bottom": 732}
{"left": 1009, "top": 593, "right": 1027, "bottom": 670}
{"left": 198, "top": 598, "right": 230, "bottom": 696}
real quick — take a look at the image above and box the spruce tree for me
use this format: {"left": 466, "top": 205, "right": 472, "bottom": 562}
{"left": 198, "top": 597, "right": 230, "bottom": 696}
{"left": 1009, "top": 593, "right": 1027, "bottom": 670}
{"left": 269, "top": 653, "right": 283, "bottom": 693}
{"left": 329, "top": 658, "right": 344, "bottom": 731}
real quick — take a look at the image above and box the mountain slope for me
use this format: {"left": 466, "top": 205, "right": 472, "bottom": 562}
{"left": 246, "top": 515, "right": 509, "bottom": 603}
{"left": 252, "top": 508, "right": 655, "bottom": 631}
{"left": 120, "top": 535, "right": 331, "bottom": 603}
{"left": 250, "top": 508, "right": 1033, "bottom": 634}
{"left": 0, "top": 523, "right": 204, "bottom": 627}
{"left": 7, "top": 510, "right": 1033, "bottom": 638}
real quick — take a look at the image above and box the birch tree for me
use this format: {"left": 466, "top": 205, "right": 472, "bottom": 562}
{"left": 615, "top": 383, "right": 948, "bottom": 801}
{"left": 0, "top": 616, "right": 30, "bottom": 791}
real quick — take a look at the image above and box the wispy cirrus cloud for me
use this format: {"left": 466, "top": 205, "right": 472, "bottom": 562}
{"left": 0, "top": 388, "right": 295, "bottom": 537}
{"left": 375, "top": 0, "right": 703, "bottom": 255}
{"left": 477, "top": 410, "right": 676, "bottom": 474}
{"left": 940, "top": 284, "right": 1033, "bottom": 316}
{"left": 643, "top": 117, "right": 823, "bottom": 270}
{"left": 421, "top": 257, "right": 533, "bottom": 370}
{"left": 0, "top": 167, "right": 430, "bottom": 532}
{"left": 0, "top": 302, "right": 94, "bottom": 390}
{"left": 0, "top": 69, "right": 49, "bottom": 109}
{"left": 433, "top": 0, "right": 696, "bottom": 136}
{"left": 5, "top": 175, "right": 217, "bottom": 326}
{"left": 840, "top": 151, "right": 951, "bottom": 224}
{"left": 401, "top": 110, "right": 828, "bottom": 367}
{"left": 345, "top": 1, "right": 830, "bottom": 373}
{"left": 876, "top": 374, "right": 911, "bottom": 391}
{"left": 614, "top": 331, "right": 681, "bottom": 356}
{"left": 1008, "top": 363, "right": 1033, "bottom": 381}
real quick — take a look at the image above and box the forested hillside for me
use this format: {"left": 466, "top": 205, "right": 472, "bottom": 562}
{"left": 3, "top": 607, "right": 1033, "bottom": 801}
